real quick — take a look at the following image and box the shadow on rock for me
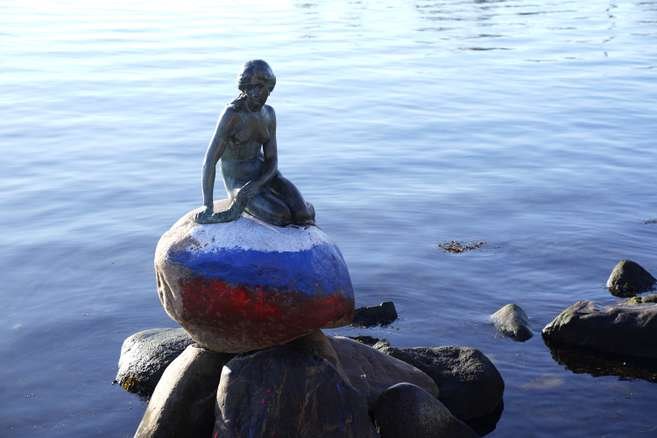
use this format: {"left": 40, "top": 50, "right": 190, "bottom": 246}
{"left": 465, "top": 400, "right": 504, "bottom": 436}
{"left": 372, "top": 383, "right": 478, "bottom": 438}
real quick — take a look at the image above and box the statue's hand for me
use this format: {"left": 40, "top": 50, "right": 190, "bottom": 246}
{"left": 193, "top": 205, "right": 214, "bottom": 224}
{"left": 193, "top": 199, "right": 247, "bottom": 224}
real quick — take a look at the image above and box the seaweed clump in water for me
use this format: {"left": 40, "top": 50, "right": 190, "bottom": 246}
{"left": 438, "top": 240, "right": 486, "bottom": 253}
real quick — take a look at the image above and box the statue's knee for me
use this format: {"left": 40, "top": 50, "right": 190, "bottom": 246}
{"left": 245, "top": 195, "right": 289, "bottom": 224}
{"left": 266, "top": 199, "right": 293, "bottom": 225}
{"left": 293, "top": 202, "right": 315, "bottom": 224}
{"left": 276, "top": 205, "right": 293, "bottom": 223}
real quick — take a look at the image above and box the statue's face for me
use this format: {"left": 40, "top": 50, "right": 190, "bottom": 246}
{"left": 244, "top": 77, "right": 270, "bottom": 110}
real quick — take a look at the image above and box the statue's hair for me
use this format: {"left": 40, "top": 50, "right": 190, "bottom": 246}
{"left": 231, "top": 60, "right": 276, "bottom": 111}
{"left": 237, "top": 60, "right": 276, "bottom": 92}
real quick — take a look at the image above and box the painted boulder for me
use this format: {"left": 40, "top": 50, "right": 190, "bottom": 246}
{"left": 155, "top": 210, "right": 355, "bottom": 353}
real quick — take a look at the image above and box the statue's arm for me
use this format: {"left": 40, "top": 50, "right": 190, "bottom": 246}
{"left": 201, "top": 109, "right": 234, "bottom": 210}
{"left": 259, "top": 106, "right": 279, "bottom": 186}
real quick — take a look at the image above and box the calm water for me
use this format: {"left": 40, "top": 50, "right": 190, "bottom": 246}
{"left": 2, "top": 0, "right": 657, "bottom": 436}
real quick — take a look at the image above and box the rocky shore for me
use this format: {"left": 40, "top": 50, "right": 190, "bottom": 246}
{"left": 117, "top": 328, "right": 504, "bottom": 437}
{"left": 119, "top": 207, "right": 657, "bottom": 437}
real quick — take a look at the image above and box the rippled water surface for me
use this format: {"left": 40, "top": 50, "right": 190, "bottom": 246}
{"left": 2, "top": 0, "right": 657, "bottom": 436}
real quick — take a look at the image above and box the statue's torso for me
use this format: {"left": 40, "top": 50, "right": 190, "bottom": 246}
{"left": 222, "top": 106, "right": 273, "bottom": 161}
{"left": 221, "top": 105, "right": 274, "bottom": 190}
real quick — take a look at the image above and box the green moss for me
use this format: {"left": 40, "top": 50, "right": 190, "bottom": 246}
{"left": 120, "top": 376, "right": 140, "bottom": 392}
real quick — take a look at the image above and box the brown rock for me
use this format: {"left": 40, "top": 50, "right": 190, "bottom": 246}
{"left": 377, "top": 345, "right": 504, "bottom": 421}
{"left": 135, "top": 344, "right": 232, "bottom": 438}
{"left": 214, "top": 342, "right": 377, "bottom": 438}
{"left": 329, "top": 336, "right": 439, "bottom": 407}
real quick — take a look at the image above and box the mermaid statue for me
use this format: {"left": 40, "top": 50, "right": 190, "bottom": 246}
{"left": 194, "top": 60, "right": 316, "bottom": 227}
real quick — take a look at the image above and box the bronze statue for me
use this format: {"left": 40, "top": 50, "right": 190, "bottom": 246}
{"left": 194, "top": 60, "right": 316, "bottom": 227}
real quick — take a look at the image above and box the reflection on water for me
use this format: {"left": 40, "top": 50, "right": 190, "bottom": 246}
{"left": 547, "top": 345, "right": 657, "bottom": 384}
{"left": 2, "top": 0, "right": 657, "bottom": 436}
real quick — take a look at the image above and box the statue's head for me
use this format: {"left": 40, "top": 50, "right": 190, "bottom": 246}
{"left": 236, "top": 60, "right": 276, "bottom": 111}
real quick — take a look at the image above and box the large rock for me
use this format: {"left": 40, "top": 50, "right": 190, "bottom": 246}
{"left": 542, "top": 300, "right": 657, "bottom": 359}
{"left": 214, "top": 342, "right": 377, "bottom": 438}
{"left": 372, "top": 383, "right": 478, "bottom": 438}
{"left": 606, "top": 259, "right": 656, "bottom": 297}
{"left": 490, "top": 303, "right": 533, "bottom": 341}
{"left": 115, "top": 328, "right": 192, "bottom": 396}
{"left": 155, "top": 211, "right": 355, "bottom": 353}
{"left": 329, "top": 336, "right": 439, "bottom": 407}
{"left": 377, "top": 345, "right": 504, "bottom": 421}
{"left": 135, "top": 344, "right": 232, "bottom": 438}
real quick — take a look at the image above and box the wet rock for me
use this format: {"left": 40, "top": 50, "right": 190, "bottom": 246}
{"left": 135, "top": 344, "right": 232, "bottom": 438}
{"left": 352, "top": 301, "right": 398, "bottom": 327}
{"left": 490, "top": 304, "right": 533, "bottom": 341}
{"left": 213, "top": 342, "right": 377, "bottom": 438}
{"left": 377, "top": 345, "right": 504, "bottom": 421}
{"left": 606, "top": 259, "right": 656, "bottom": 297}
{"left": 373, "top": 383, "right": 478, "bottom": 438}
{"left": 115, "top": 328, "right": 192, "bottom": 396}
{"left": 155, "top": 212, "right": 354, "bottom": 353}
{"left": 542, "top": 300, "right": 657, "bottom": 359}
{"left": 329, "top": 336, "right": 439, "bottom": 407}
{"left": 348, "top": 335, "right": 387, "bottom": 346}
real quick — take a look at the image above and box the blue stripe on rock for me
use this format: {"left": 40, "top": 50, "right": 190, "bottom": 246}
{"left": 169, "top": 243, "right": 353, "bottom": 297}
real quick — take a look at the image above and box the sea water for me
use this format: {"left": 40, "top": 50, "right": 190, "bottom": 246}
{"left": 1, "top": 0, "right": 657, "bottom": 436}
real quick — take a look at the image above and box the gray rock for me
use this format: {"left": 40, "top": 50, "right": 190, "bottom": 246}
{"left": 542, "top": 300, "right": 657, "bottom": 359}
{"left": 352, "top": 301, "right": 398, "bottom": 327}
{"left": 377, "top": 345, "right": 504, "bottom": 421}
{"left": 135, "top": 344, "right": 232, "bottom": 438}
{"left": 329, "top": 336, "right": 439, "bottom": 408}
{"left": 115, "top": 328, "right": 192, "bottom": 396}
{"left": 606, "top": 259, "right": 656, "bottom": 297}
{"left": 214, "top": 342, "right": 377, "bottom": 438}
{"left": 373, "top": 383, "right": 478, "bottom": 438}
{"left": 491, "top": 304, "right": 533, "bottom": 341}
